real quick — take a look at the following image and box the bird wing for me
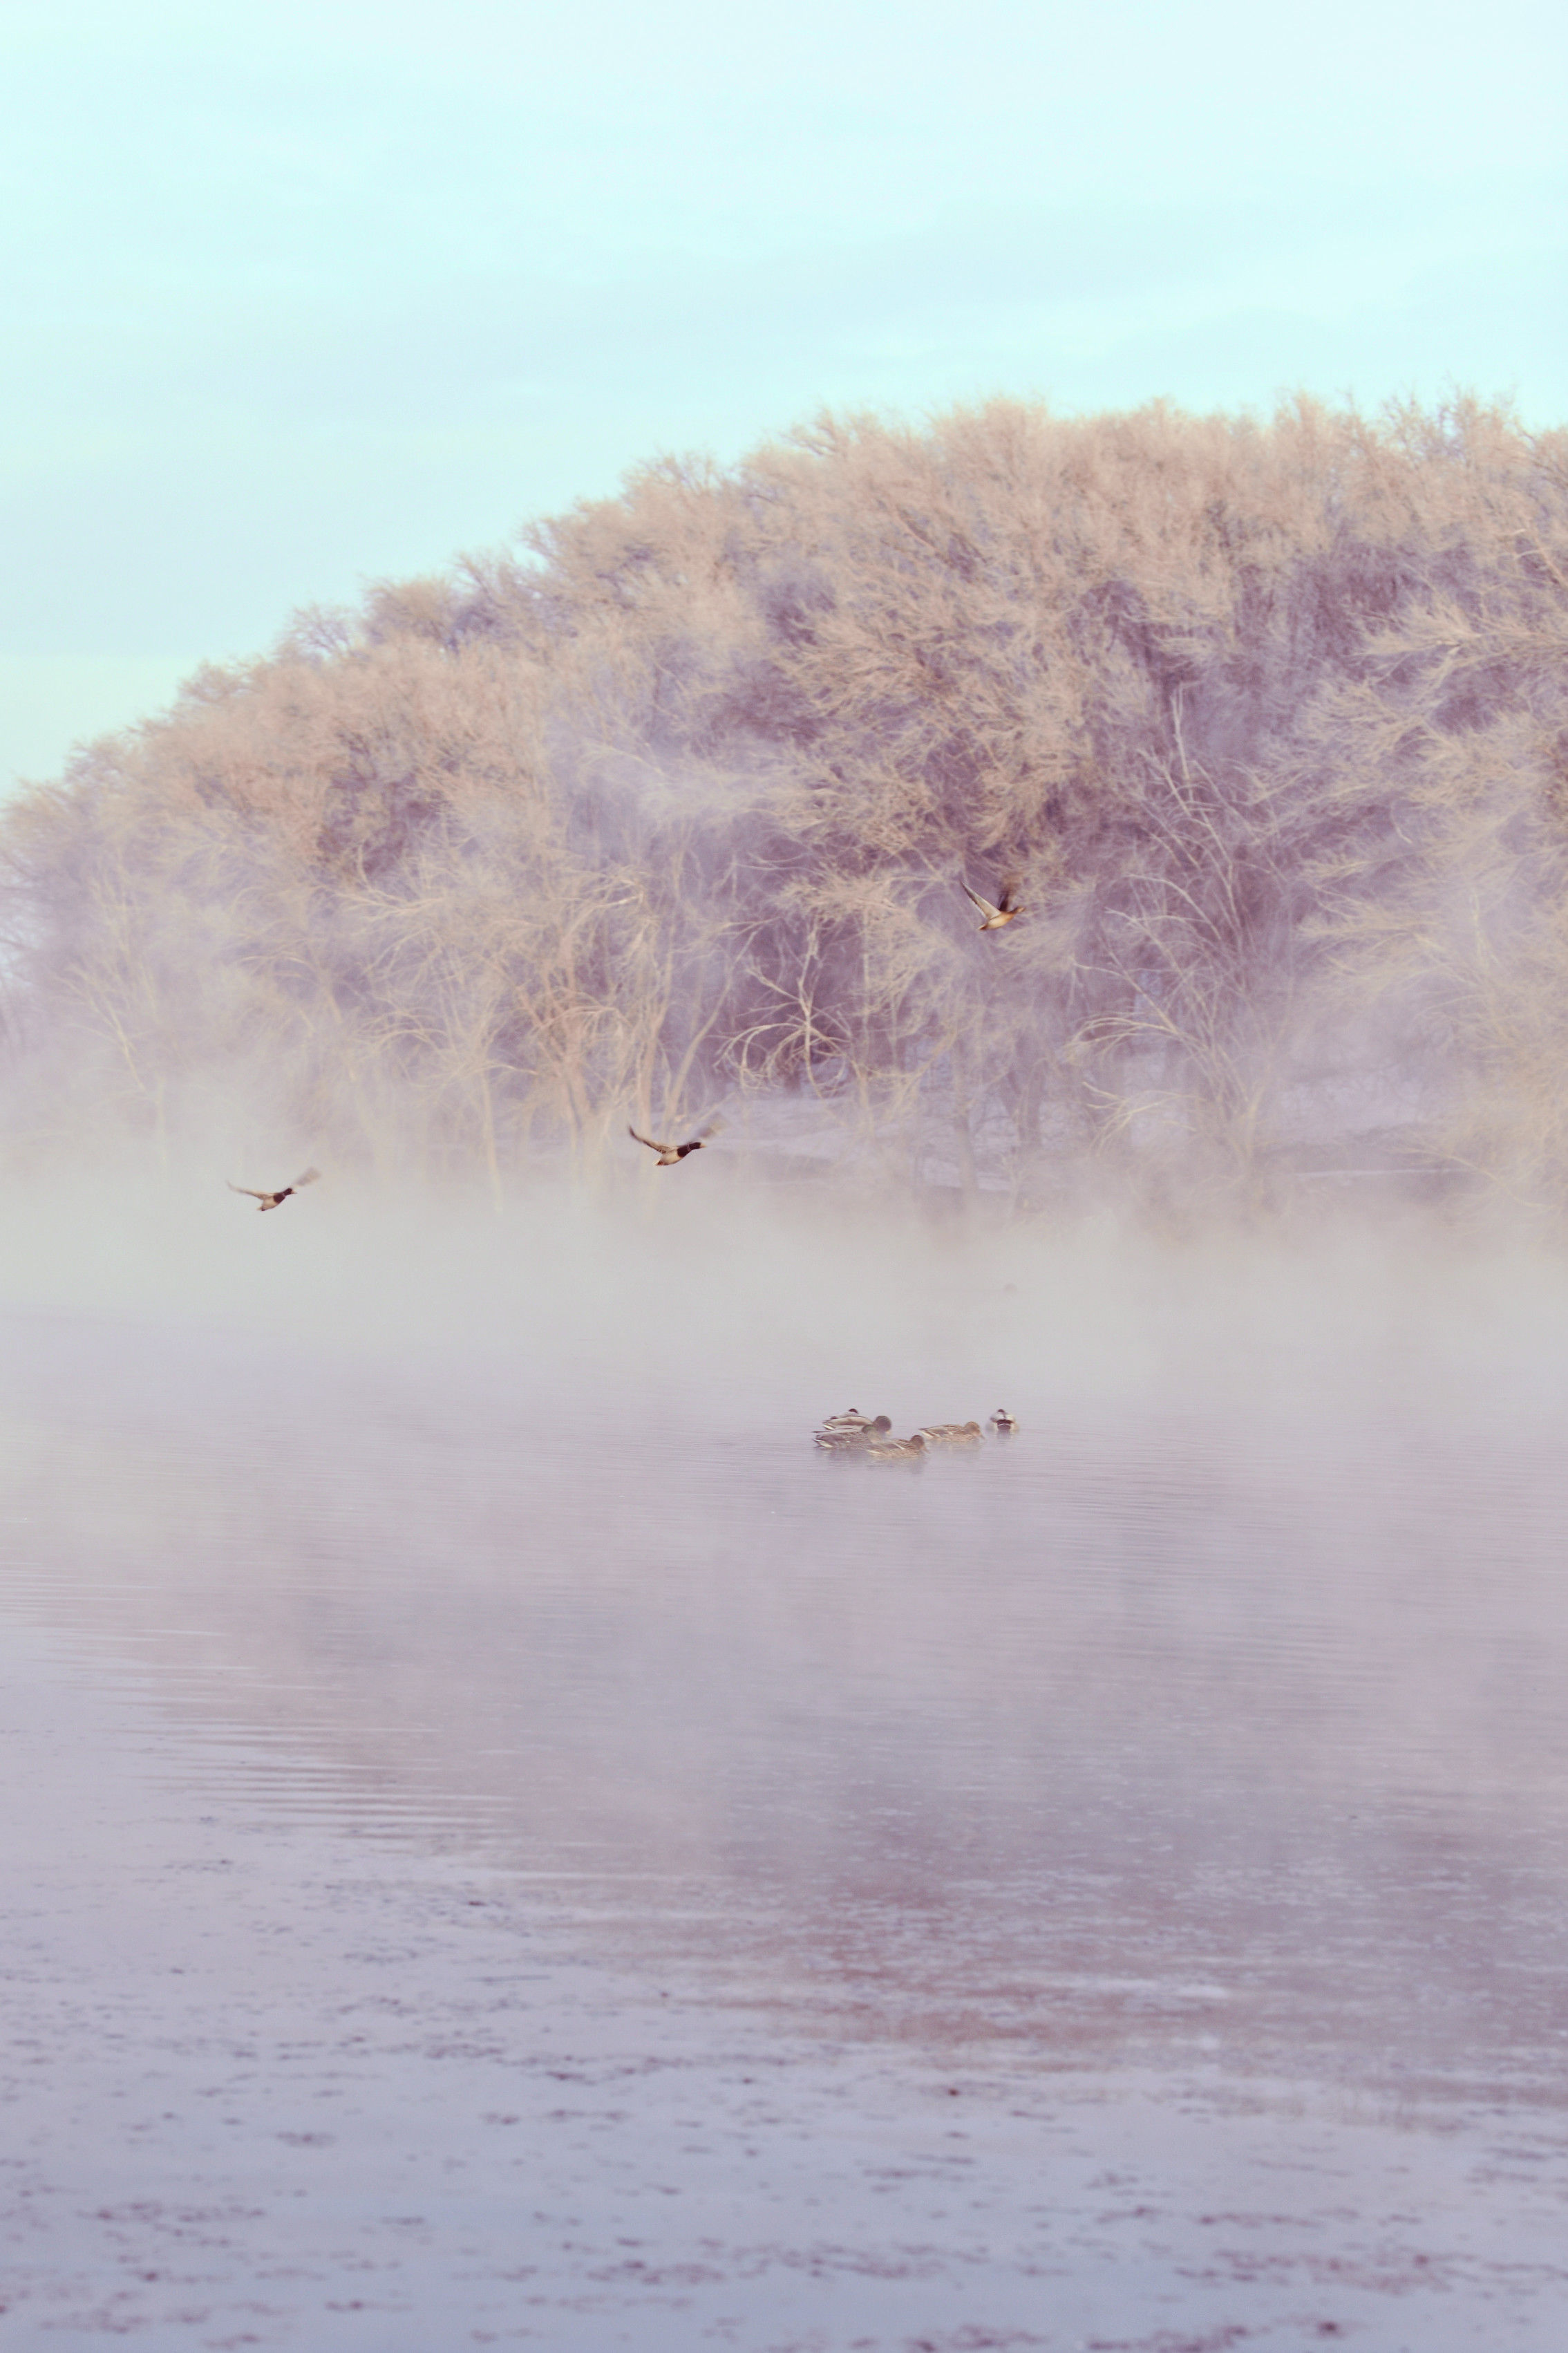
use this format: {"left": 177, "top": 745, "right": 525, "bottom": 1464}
{"left": 960, "top": 879, "right": 1001, "bottom": 920}
{"left": 628, "top": 1125, "right": 671, "bottom": 1154}
{"left": 227, "top": 1183, "right": 272, "bottom": 1200}
{"left": 996, "top": 879, "right": 1025, "bottom": 915}
{"left": 293, "top": 1167, "right": 322, "bottom": 1189}
{"left": 680, "top": 1120, "right": 724, "bottom": 1150}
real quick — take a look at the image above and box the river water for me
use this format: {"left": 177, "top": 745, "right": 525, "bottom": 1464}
{"left": 4, "top": 1192, "right": 1568, "bottom": 2346}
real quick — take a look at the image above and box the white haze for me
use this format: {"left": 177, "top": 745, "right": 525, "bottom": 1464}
{"left": 8, "top": 1171, "right": 1568, "bottom": 2338}
{"left": 10, "top": 1152, "right": 1568, "bottom": 1423}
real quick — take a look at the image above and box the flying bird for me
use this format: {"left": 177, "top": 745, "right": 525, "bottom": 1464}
{"left": 628, "top": 1121, "right": 721, "bottom": 1168}
{"left": 961, "top": 877, "right": 1025, "bottom": 930}
{"left": 227, "top": 1168, "right": 321, "bottom": 1212}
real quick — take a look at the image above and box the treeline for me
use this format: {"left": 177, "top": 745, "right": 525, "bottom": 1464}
{"left": 5, "top": 394, "right": 1568, "bottom": 1208}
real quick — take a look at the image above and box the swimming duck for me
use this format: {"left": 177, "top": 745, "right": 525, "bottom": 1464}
{"left": 916, "top": 1421, "right": 983, "bottom": 1445}
{"left": 628, "top": 1121, "right": 721, "bottom": 1167}
{"left": 814, "top": 1415, "right": 892, "bottom": 1451}
{"left": 989, "top": 1407, "right": 1019, "bottom": 1434}
{"left": 961, "top": 877, "right": 1025, "bottom": 931}
{"left": 863, "top": 1432, "right": 927, "bottom": 1463}
{"left": 227, "top": 1168, "right": 321, "bottom": 1212}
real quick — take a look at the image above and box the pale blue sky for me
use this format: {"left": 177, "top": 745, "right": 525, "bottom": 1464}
{"left": 3, "top": 0, "right": 1565, "bottom": 785}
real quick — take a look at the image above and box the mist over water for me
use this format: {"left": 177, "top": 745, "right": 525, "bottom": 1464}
{"left": 10, "top": 327, "right": 1568, "bottom": 2343}
{"left": 10, "top": 1183, "right": 1568, "bottom": 2067}
{"left": 7, "top": 1176, "right": 1568, "bottom": 2342}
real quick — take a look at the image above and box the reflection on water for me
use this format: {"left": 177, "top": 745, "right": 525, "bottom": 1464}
{"left": 6, "top": 1297, "right": 1568, "bottom": 2107}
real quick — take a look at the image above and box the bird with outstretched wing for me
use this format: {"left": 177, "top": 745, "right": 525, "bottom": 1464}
{"left": 627, "top": 1122, "right": 721, "bottom": 1168}
{"left": 227, "top": 1168, "right": 321, "bottom": 1211}
{"left": 961, "top": 876, "right": 1026, "bottom": 930}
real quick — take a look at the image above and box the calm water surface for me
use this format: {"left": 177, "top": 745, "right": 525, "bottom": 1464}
{"left": 8, "top": 1300, "right": 1568, "bottom": 2103}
